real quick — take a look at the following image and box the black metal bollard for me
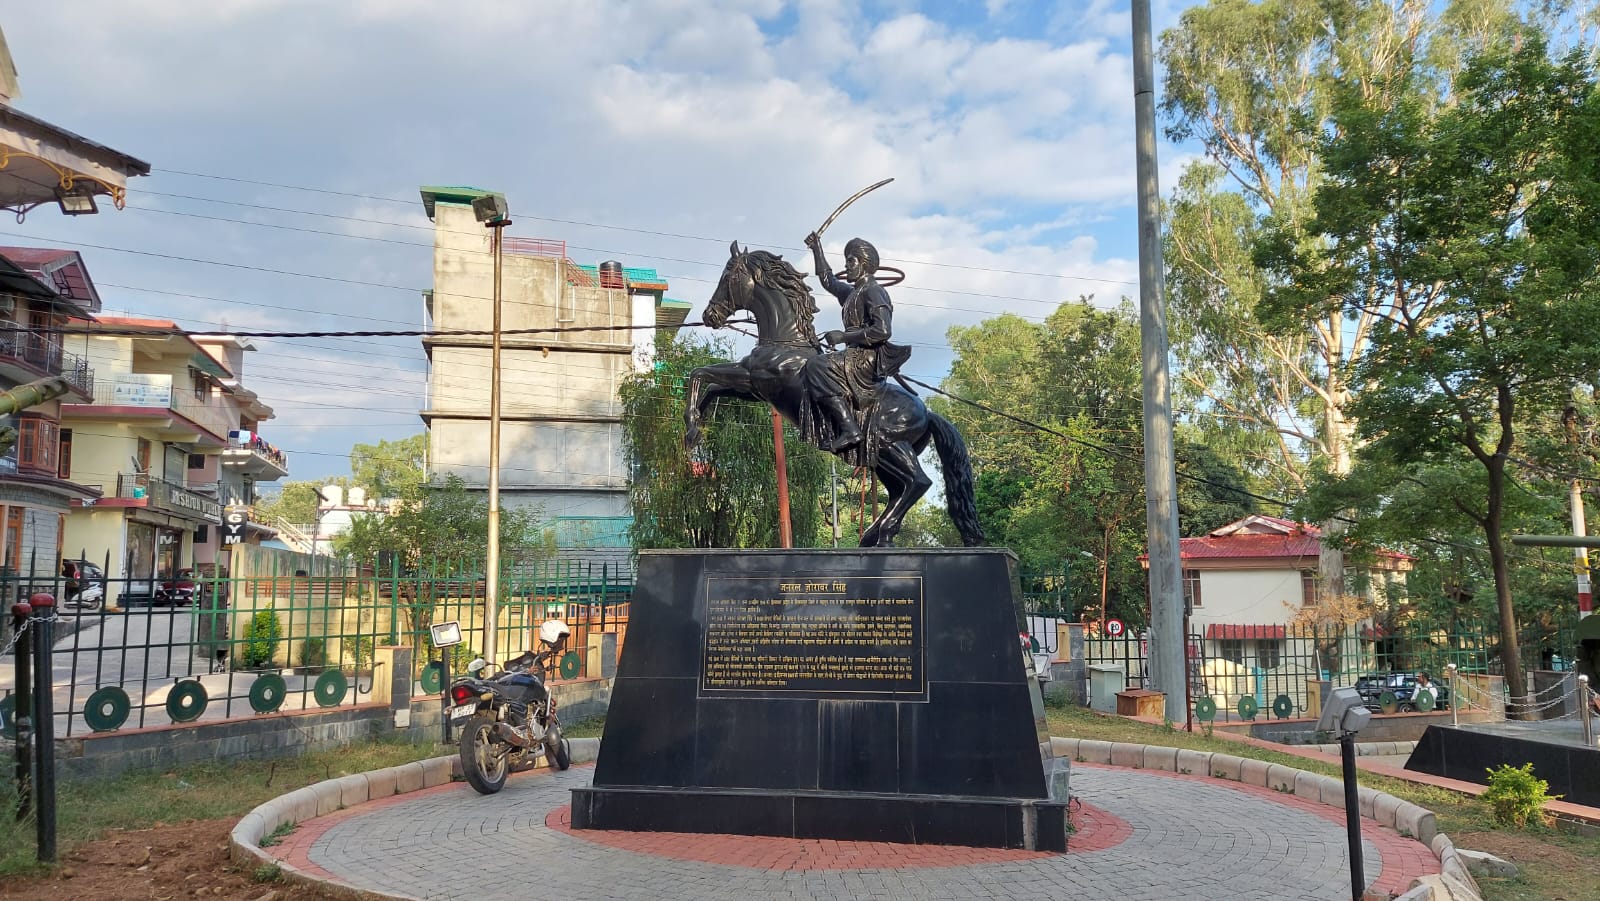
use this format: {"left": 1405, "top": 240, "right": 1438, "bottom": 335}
{"left": 1340, "top": 730, "right": 1365, "bottom": 901}
{"left": 440, "top": 655, "right": 453, "bottom": 744}
{"left": 10, "top": 599, "right": 30, "bottom": 821}
{"left": 28, "top": 592, "right": 56, "bottom": 862}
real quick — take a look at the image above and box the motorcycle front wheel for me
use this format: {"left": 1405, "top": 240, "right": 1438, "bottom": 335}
{"left": 459, "top": 715, "right": 511, "bottom": 794}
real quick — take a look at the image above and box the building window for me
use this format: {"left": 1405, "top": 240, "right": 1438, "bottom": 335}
{"left": 1301, "top": 570, "right": 1319, "bottom": 606}
{"left": 57, "top": 429, "right": 72, "bottom": 480}
{"left": 1258, "top": 639, "right": 1282, "bottom": 670}
{"left": 4, "top": 506, "right": 22, "bottom": 573}
{"left": 16, "top": 416, "right": 58, "bottom": 476}
{"left": 1218, "top": 639, "right": 1245, "bottom": 666}
{"left": 1183, "top": 569, "right": 1202, "bottom": 609}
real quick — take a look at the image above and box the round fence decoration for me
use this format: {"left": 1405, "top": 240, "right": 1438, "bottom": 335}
{"left": 0, "top": 694, "right": 15, "bottom": 739}
{"left": 1272, "top": 694, "right": 1294, "bottom": 719}
{"left": 420, "top": 661, "right": 445, "bottom": 694}
{"left": 1379, "top": 690, "right": 1399, "bottom": 714}
{"left": 559, "top": 651, "right": 581, "bottom": 680}
{"left": 84, "top": 686, "right": 131, "bottom": 732}
{"left": 249, "top": 673, "right": 287, "bottom": 713}
{"left": 1415, "top": 689, "right": 1437, "bottom": 712}
{"left": 314, "top": 670, "right": 349, "bottom": 707}
{"left": 1237, "top": 695, "right": 1259, "bottom": 721}
{"left": 1194, "top": 696, "right": 1217, "bottom": 722}
{"left": 166, "top": 680, "right": 208, "bottom": 723}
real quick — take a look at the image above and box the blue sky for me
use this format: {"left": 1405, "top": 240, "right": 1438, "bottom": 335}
{"left": 4, "top": 0, "right": 1193, "bottom": 485}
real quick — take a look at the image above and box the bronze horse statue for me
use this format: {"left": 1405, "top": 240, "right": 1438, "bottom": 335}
{"left": 684, "top": 242, "right": 985, "bottom": 548}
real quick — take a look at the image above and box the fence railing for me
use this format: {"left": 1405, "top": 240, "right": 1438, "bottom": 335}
{"left": 0, "top": 558, "right": 632, "bottom": 738}
{"left": 0, "top": 326, "right": 94, "bottom": 395}
{"left": 1075, "top": 619, "right": 1577, "bottom": 722}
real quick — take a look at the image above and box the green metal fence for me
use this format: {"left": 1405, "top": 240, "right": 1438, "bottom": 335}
{"left": 0, "top": 557, "right": 632, "bottom": 738}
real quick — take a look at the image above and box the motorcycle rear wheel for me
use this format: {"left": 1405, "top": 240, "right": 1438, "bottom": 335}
{"left": 459, "top": 715, "right": 510, "bottom": 794}
{"left": 546, "top": 724, "right": 572, "bottom": 771}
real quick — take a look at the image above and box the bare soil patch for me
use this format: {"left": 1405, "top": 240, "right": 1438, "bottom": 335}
{"left": 0, "top": 818, "right": 336, "bottom": 901}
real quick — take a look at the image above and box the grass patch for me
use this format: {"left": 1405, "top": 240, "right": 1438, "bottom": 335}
{"left": 1047, "top": 705, "right": 1600, "bottom": 901}
{"left": 258, "top": 820, "right": 297, "bottom": 847}
{"left": 0, "top": 736, "right": 444, "bottom": 878}
{"left": 562, "top": 714, "right": 605, "bottom": 739}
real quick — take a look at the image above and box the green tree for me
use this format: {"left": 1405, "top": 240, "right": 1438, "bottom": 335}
{"left": 1269, "top": 34, "right": 1600, "bottom": 704}
{"left": 251, "top": 480, "right": 324, "bottom": 527}
{"left": 334, "top": 474, "right": 545, "bottom": 566}
{"left": 349, "top": 434, "right": 428, "bottom": 499}
{"left": 620, "top": 333, "right": 830, "bottom": 549}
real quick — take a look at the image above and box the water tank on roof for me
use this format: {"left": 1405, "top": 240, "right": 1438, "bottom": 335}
{"left": 320, "top": 484, "right": 344, "bottom": 507}
{"left": 348, "top": 487, "right": 367, "bottom": 507}
{"left": 599, "top": 260, "right": 626, "bottom": 289}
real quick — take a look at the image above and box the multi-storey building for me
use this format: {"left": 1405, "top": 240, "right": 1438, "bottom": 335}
{"left": 418, "top": 186, "right": 688, "bottom": 558}
{"left": 0, "top": 249, "right": 102, "bottom": 578}
{"left": 0, "top": 26, "right": 147, "bottom": 583}
{"left": 61, "top": 317, "right": 288, "bottom": 603}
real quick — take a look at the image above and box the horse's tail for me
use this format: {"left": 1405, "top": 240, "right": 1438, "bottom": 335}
{"left": 928, "top": 412, "right": 985, "bottom": 547}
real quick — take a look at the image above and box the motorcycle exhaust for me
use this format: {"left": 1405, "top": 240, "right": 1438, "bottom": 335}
{"left": 492, "top": 722, "right": 547, "bottom": 748}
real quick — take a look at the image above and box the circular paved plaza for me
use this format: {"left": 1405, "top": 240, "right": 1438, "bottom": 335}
{"left": 269, "top": 763, "right": 1437, "bottom": 901}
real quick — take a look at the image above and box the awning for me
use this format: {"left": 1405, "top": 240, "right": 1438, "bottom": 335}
{"left": 1205, "top": 624, "right": 1287, "bottom": 641}
{"left": 189, "top": 351, "right": 230, "bottom": 379}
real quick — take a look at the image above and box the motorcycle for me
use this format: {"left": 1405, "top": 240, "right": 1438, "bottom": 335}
{"left": 447, "top": 619, "right": 574, "bottom": 794}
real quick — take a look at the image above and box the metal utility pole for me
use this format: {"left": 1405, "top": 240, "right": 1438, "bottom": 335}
{"left": 1132, "top": 0, "right": 1186, "bottom": 713}
{"left": 773, "top": 409, "right": 793, "bottom": 548}
{"left": 1574, "top": 482, "right": 1592, "bottom": 619}
{"left": 473, "top": 193, "right": 512, "bottom": 663}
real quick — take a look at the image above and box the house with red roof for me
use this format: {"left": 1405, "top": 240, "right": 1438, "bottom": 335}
{"left": 1180, "top": 514, "right": 1410, "bottom": 672}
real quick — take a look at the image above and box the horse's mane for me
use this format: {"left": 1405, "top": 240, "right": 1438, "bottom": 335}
{"left": 744, "top": 249, "right": 818, "bottom": 342}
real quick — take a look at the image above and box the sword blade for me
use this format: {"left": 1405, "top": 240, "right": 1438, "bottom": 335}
{"left": 817, "top": 178, "right": 894, "bottom": 238}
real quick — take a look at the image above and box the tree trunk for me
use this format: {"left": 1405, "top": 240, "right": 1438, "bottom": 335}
{"left": 1485, "top": 456, "right": 1527, "bottom": 716}
{"left": 1319, "top": 382, "right": 1356, "bottom": 604}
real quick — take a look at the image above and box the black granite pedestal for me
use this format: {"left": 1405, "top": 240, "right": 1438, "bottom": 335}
{"left": 569, "top": 548, "right": 1070, "bottom": 851}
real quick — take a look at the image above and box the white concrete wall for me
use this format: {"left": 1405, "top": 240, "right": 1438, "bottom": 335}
{"left": 1190, "top": 568, "right": 1306, "bottom": 628}
{"left": 426, "top": 200, "right": 637, "bottom": 518}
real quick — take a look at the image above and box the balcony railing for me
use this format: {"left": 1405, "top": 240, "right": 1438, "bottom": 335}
{"left": 84, "top": 373, "right": 238, "bottom": 440}
{"left": 0, "top": 326, "right": 94, "bottom": 395}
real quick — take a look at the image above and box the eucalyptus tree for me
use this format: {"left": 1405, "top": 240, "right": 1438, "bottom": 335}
{"left": 1265, "top": 34, "right": 1600, "bottom": 704}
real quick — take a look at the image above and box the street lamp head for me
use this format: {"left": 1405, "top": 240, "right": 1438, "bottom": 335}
{"left": 1316, "top": 686, "right": 1372, "bottom": 736}
{"left": 55, "top": 185, "right": 98, "bottom": 216}
{"left": 472, "top": 193, "right": 510, "bottom": 226}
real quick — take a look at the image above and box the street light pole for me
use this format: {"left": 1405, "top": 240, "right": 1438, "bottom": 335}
{"left": 473, "top": 194, "right": 511, "bottom": 664}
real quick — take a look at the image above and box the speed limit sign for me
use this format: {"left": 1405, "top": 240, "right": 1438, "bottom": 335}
{"left": 1105, "top": 618, "right": 1126, "bottom": 637}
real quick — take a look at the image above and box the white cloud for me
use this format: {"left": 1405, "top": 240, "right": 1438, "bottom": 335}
{"left": 1, "top": 0, "right": 1191, "bottom": 478}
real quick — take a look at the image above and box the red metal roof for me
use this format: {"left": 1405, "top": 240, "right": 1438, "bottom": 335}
{"left": 1180, "top": 533, "right": 1322, "bottom": 560}
{"left": 1205, "top": 624, "right": 1287, "bottom": 640}
{"left": 0, "top": 247, "right": 100, "bottom": 310}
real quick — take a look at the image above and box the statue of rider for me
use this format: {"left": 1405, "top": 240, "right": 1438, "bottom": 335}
{"left": 802, "top": 231, "right": 912, "bottom": 453}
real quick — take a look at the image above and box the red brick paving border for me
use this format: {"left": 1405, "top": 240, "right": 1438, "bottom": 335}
{"left": 268, "top": 759, "right": 1436, "bottom": 893}
{"left": 545, "top": 799, "right": 1132, "bottom": 869}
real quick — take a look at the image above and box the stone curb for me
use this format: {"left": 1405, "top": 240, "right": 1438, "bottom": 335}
{"left": 1049, "top": 736, "right": 1481, "bottom": 900}
{"left": 230, "top": 737, "right": 601, "bottom": 900}
{"left": 1310, "top": 740, "right": 1419, "bottom": 757}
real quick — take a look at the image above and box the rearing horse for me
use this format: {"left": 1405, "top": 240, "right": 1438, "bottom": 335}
{"left": 684, "top": 241, "right": 985, "bottom": 548}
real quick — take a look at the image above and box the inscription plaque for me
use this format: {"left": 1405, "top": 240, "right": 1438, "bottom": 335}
{"left": 699, "top": 575, "right": 925, "bottom": 701}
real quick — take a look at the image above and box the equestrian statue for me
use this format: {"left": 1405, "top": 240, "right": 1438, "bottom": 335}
{"left": 683, "top": 182, "right": 985, "bottom": 548}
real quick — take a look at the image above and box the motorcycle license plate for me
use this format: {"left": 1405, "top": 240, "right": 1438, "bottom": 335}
{"left": 449, "top": 705, "right": 477, "bottom": 722}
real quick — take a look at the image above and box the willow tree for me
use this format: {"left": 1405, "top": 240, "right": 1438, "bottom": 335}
{"left": 621, "top": 333, "right": 830, "bottom": 549}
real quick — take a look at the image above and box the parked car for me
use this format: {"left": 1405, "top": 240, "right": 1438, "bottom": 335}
{"left": 1356, "top": 672, "right": 1449, "bottom": 712}
{"left": 60, "top": 559, "right": 106, "bottom": 612}
{"left": 157, "top": 568, "right": 226, "bottom": 607}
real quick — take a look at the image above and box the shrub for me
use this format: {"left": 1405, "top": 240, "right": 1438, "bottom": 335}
{"left": 298, "top": 637, "right": 327, "bottom": 668}
{"left": 1482, "top": 763, "right": 1560, "bottom": 828}
{"left": 239, "top": 608, "right": 283, "bottom": 669}
{"left": 346, "top": 635, "right": 375, "bottom": 669}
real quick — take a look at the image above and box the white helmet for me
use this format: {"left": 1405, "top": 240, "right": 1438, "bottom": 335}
{"left": 538, "top": 619, "right": 571, "bottom": 647}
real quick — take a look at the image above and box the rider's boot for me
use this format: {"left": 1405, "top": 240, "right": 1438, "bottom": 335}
{"left": 819, "top": 396, "right": 863, "bottom": 452}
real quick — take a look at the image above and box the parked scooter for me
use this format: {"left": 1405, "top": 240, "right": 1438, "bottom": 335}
{"left": 447, "top": 619, "right": 574, "bottom": 794}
